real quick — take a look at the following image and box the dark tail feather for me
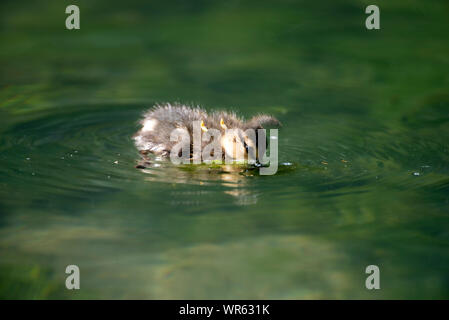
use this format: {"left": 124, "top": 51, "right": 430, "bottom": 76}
{"left": 246, "top": 114, "right": 281, "bottom": 129}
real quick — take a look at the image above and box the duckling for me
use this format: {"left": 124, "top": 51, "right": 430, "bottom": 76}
{"left": 133, "top": 103, "right": 280, "bottom": 162}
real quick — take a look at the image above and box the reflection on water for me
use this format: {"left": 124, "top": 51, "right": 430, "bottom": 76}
{"left": 1, "top": 0, "right": 449, "bottom": 299}
{"left": 0, "top": 221, "right": 352, "bottom": 299}
{"left": 140, "top": 161, "right": 260, "bottom": 205}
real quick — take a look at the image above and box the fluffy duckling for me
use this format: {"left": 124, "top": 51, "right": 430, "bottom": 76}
{"left": 133, "top": 103, "right": 280, "bottom": 161}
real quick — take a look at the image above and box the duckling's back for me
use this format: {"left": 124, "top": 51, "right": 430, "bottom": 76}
{"left": 133, "top": 103, "right": 206, "bottom": 156}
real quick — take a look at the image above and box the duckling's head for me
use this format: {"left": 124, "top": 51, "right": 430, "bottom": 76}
{"left": 220, "top": 128, "right": 252, "bottom": 161}
{"left": 218, "top": 115, "right": 281, "bottom": 162}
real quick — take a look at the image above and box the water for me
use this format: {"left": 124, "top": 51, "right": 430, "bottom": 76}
{"left": 0, "top": 0, "right": 448, "bottom": 299}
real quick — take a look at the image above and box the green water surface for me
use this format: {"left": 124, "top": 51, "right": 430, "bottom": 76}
{"left": 0, "top": 0, "right": 448, "bottom": 299}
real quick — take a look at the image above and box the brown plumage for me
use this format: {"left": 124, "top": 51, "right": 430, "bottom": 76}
{"left": 133, "top": 103, "right": 280, "bottom": 161}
